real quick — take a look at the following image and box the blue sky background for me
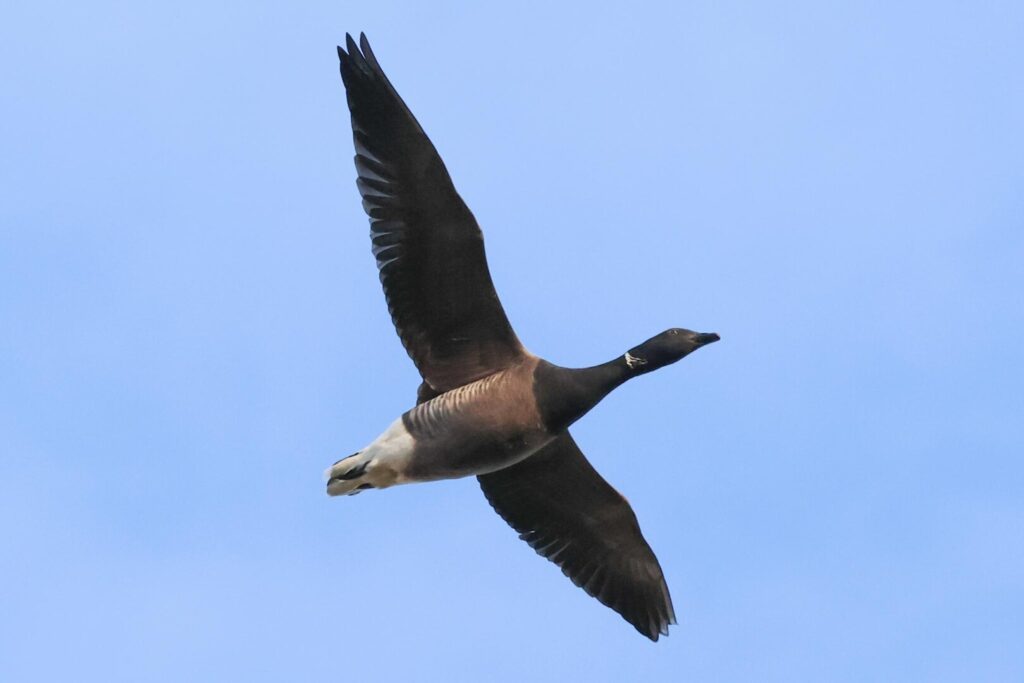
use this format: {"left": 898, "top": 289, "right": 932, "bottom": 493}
{"left": 2, "top": 1, "right": 1022, "bottom": 680}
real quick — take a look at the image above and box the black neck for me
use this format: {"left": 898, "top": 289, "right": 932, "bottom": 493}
{"left": 533, "top": 355, "right": 643, "bottom": 432}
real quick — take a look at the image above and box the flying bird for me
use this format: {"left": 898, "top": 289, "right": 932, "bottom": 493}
{"left": 328, "top": 33, "right": 719, "bottom": 641}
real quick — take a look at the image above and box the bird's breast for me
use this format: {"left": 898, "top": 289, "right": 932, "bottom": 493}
{"left": 399, "top": 361, "right": 551, "bottom": 481}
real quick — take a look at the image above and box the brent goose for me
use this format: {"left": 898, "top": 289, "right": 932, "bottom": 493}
{"left": 327, "top": 34, "right": 719, "bottom": 641}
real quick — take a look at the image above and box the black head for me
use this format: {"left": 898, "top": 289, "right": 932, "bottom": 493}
{"left": 625, "top": 328, "right": 720, "bottom": 373}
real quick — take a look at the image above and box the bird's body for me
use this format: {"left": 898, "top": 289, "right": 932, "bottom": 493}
{"left": 327, "top": 33, "right": 719, "bottom": 641}
{"left": 327, "top": 357, "right": 550, "bottom": 492}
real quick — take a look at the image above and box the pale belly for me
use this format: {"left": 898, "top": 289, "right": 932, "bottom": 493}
{"left": 402, "top": 422, "right": 555, "bottom": 482}
{"left": 349, "top": 413, "right": 553, "bottom": 487}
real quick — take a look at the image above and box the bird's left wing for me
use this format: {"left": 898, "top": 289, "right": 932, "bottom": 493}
{"left": 478, "top": 433, "right": 676, "bottom": 641}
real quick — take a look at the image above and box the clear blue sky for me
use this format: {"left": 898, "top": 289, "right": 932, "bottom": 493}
{"left": 2, "top": 1, "right": 1022, "bottom": 680}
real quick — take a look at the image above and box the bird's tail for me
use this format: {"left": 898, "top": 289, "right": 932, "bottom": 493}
{"left": 324, "top": 452, "right": 373, "bottom": 496}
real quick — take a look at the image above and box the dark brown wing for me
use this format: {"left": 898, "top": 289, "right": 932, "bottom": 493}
{"left": 478, "top": 433, "right": 676, "bottom": 641}
{"left": 337, "top": 34, "right": 525, "bottom": 393}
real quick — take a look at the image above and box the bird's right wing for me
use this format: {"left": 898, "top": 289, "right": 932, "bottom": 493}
{"left": 338, "top": 34, "right": 526, "bottom": 393}
{"left": 478, "top": 433, "right": 676, "bottom": 641}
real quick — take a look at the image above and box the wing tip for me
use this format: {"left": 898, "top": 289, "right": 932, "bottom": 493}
{"left": 337, "top": 31, "right": 381, "bottom": 84}
{"left": 636, "top": 612, "right": 673, "bottom": 642}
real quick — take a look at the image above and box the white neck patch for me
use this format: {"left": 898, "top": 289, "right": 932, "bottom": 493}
{"left": 624, "top": 352, "right": 647, "bottom": 369}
